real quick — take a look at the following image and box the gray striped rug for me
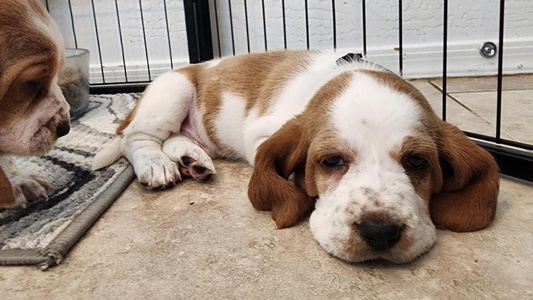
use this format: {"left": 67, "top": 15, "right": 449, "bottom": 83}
{"left": 0, "top": 94, "right": 138, "bottom": 269}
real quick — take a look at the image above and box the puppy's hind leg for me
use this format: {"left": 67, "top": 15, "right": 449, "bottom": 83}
{"left": 121, "top": 71, "right": 196, "bottom": 189}
{"left": 162, "top": 134, "right": 216, "bottom": 182}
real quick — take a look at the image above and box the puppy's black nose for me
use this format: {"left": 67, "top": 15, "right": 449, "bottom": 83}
{"left": 358, "top": 219, "right": 402, "bottom": 251}
{"left": 56, "top": 122, "right": 70, "bottom": 138}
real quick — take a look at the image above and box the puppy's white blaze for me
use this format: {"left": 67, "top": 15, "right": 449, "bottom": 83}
{"left": 309, "top": 73, "right": 437, "bottom": 262}
{"left": 214, "top": 92, "right": 247, "bottom": 158}
{"left": 332, "top": 74, "right": 422, "bottom": 149}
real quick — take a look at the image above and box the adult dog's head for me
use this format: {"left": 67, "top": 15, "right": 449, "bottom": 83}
{"left": 0, "top": 0, "right": 70, "bottom": 155}
{"left": 248, "top": 70, "right": 499, "bottom": 263}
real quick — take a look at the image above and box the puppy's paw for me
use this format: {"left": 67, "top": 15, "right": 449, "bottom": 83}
{"left": 10, "top": 175, "right": 52, "bottom": 208}
{"left": 133, "top": 153, "right": 181, "bottom": 190}
{"left": 162, "top": 137, "right": 216, "bottom": 182}
{"left": 179, "top": 155, "right": 216, "bottom": 182}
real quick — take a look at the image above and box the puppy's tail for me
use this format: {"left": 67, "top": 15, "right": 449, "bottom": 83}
{"left": 92, "top": 137, "right": 123, "bottom": 170}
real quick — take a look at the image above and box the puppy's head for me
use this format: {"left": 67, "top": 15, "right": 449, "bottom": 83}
{"left": 248, "top": 70, "right": 499, "bottom": 263}
{"left": 0, "top": 0, "right": 70, "bottom": 155}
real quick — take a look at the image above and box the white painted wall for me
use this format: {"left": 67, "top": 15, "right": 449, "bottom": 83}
{"left": 45, "top": 0, "right": 189, "bottom": 83}
{"left": 44, "top": 0, "right": 533, "bottom": 83}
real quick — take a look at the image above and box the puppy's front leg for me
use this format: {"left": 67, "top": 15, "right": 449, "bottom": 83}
{"left": 0, "top": 156, "right": 50, "bottom": 209}
{"left": 122, "top": 132, "right": 181, "bottom": 189}
{"left": 0, "top": 166, "right": 16, "bottom": 208}
{"left": 121, "top": 71, "right": 196, "bottom": 189}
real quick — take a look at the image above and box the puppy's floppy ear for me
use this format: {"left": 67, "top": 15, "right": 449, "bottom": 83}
{"left": 248, "top": 119, "right": 315, "bottom": 228}
{"left": 430, "top": 122, "right": 499, "bottom": 232}
{"left": 0, "top": 167, "right": 17, "bottom": 208}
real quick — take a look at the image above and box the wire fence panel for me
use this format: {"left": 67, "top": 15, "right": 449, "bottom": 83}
{"left": 46, "top": 0, "right": 190, "bottom": 84}
{"left": 45, "top": 0, "right": 533, "bottom": 82}
{"left": 42, "top": 0, "right": 533, "bottom": 180}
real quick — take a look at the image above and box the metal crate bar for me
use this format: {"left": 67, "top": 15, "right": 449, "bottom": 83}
{"left": 332, "top": 0, "right": 336, "bottom": 49}
{"left": 495, "top": 0, "right": 505, "bottom": 142}
{"left": 262, "top": 0, "right": 268, "bottom": 51}
{"left": 398, "top": 0, "right": 403, "bottom": 75}
{"left": 362, "top": 0, "right": 367, "bottom": 56}
{"left": 184, "top": 0, "right": 214, "bottom": 63}
{"left": 67, "top": 0, "right": 78, "bottom": 49}
{"left": 244, "top": 0, "right": 251, "bottom": 53}
{"left": 163, "top": 0, "right": 175, "bottom": 69}
{"left": 213, "top": 0, "right": 222, "bottom": 57}
{"left": 90, "top": 83, "right": 148, "bottom": 95}
{"left": 113, "top": 0, "right": 128, "bottom": 81}
{"left": 138, "top": 0, "right": 152, "bottom": 81}
{"left": 475, "top": 140, "right": 533, "bottom": 183}
{"left": 227, "top": 0, "right": 236, "bottom": 55}
{"left": 90, "top": 0, "right": 106, "bottom": 83}
{"left": 305, "top": 0, "right": 310, "bottom": 49}
{"left": 282, "top": 0, "right": 287, "bottom": 49}
{"left": 442, "top": 0, "right": 448, "bottom": 121}
{"left": 466, "top": 132, "right": 533, "bottom": 152}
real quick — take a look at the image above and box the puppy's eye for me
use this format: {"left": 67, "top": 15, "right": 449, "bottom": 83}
{"left": 321, "top": 156, "right": 345, "bottom": 168}
{"left": 25, "top": 81, "right": 42, "bottom": 94}
{"left": 404, "top": 155, "right": 428, "bottom": 170}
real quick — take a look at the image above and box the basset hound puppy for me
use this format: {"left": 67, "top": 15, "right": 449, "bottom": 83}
{"left": 94, "top": 50, "right": 499, "bottom": 263}
{"left": 0, "top": 0, "right": 70, "bottom": 208}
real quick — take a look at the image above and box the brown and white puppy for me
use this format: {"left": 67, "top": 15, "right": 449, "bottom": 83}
{"left": 0, "top": 0, "right": 70, "bottom": 208}
{"left": 94, "top": 50, "right": 499, "bottom": 263}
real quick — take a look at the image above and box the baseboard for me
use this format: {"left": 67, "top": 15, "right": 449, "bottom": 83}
{"left": 372, "top": 38, "right": 533, "bottom": 79}
{"left": 89, "top": 59, "right": 189, "bottom": 85}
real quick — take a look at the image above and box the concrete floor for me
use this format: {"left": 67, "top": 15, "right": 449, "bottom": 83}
{"left": 2, "top": 76, "right": 533, "bottom": 299}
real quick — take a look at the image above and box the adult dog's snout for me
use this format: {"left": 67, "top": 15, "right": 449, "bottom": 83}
{"left": 56, "top": 121, "right": 70, "bottom": 138}
{"left": 358, "top": 219, "right": 403, "bottom": 251}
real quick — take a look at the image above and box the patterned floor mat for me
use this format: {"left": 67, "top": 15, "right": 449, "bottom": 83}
{"left": 0, "top": 94, "right": 138, "bottom": 269}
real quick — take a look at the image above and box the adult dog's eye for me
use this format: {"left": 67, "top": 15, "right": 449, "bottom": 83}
{"left": 404, "top": 155, "right": 428, "bottom": 170}
{"left": 321, "top": 156, "right": 345, "bottom": 168}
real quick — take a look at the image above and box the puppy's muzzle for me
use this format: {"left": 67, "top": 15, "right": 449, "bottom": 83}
{"left": 358, "top": 219, "right": 403, "bottom": 251}
{"left": 56, "top": 121, "right": 71, "bottom": 138}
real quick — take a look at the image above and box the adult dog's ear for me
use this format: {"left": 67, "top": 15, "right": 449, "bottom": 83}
{"left": 0, "top": 167, "right": 17, "bottom": 208}
{"left": 248, "top": 119, "right": 315, "bottom": 228}
{"left": 430, "top": 122, "right": 499, "bottom": 232}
